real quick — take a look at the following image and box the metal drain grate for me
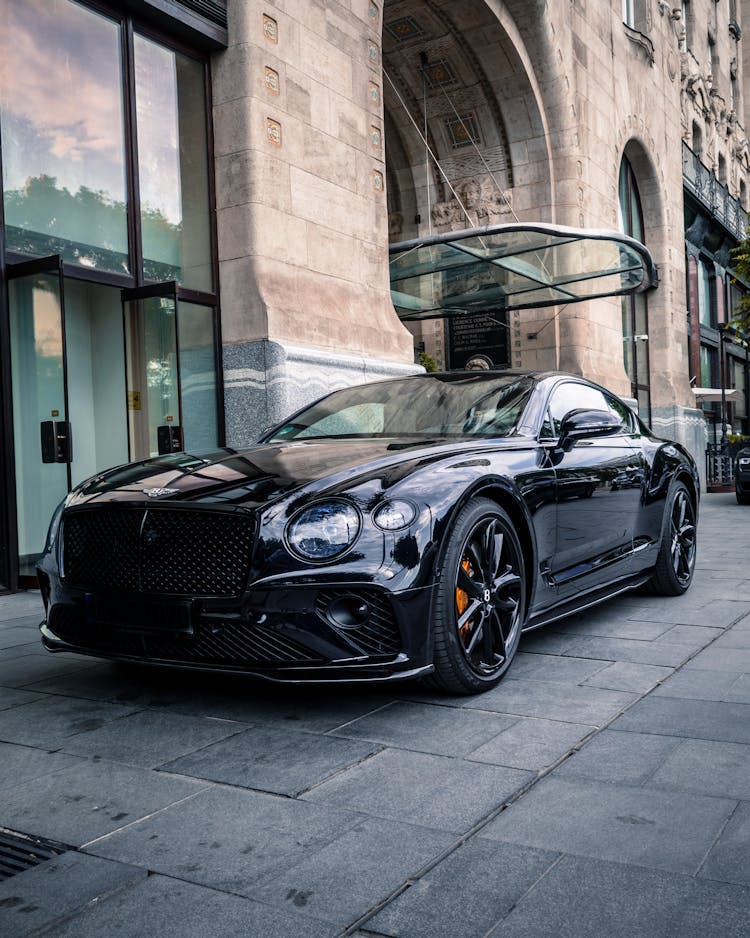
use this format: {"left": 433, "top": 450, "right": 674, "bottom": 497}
{"left": 0, "top": 829, "right": 67, "bottom": 880}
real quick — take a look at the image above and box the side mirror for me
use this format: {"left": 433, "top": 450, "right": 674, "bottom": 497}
{"left": 557, "top": 408, "right": 623, "bottom": 452}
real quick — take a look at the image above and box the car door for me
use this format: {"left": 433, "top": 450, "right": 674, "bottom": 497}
{"left": 542, "top": 381, "right": 644, "bottom": 601}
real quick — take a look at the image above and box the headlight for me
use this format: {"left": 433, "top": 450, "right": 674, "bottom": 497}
{"left": 286, "top": 501, "right": 361, "bottom": 561}
{"left": 739, "top": 458, "right": 750, "bottom": 469}
{"left": 373, "top": 499, "right": 417, "bottom": 531}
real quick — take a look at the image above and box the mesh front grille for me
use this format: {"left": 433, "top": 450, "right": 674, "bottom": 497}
{"left": 316, "top": 588, "right": 401, "bottom": 656}
{"left": 47, "top": 605, "right": 319, "bottom": 666}
{"left": 63, "top": 507, "right": 255, "bottom": 596}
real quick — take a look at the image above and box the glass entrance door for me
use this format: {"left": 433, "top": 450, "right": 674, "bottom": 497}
{"left": 7, "top": 257, "right": 70, "bottom": 579}
{"left": 122, "top": 286, "right": 181, "bottom": 460}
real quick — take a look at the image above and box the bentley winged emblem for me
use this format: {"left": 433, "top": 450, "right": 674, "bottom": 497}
{"left": 142, "top": 487, "right": 179, "bottom": 498}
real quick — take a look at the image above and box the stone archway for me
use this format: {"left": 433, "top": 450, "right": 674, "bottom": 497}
{"left": 381, "top": 0, "right": 553, "bottom": 367}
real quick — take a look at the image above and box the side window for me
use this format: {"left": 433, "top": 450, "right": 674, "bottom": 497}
{"left": 545, "top": 383, "right": 631, "bottom": 437}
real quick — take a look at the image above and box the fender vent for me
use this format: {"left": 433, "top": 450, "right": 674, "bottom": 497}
{"left": 0, "top": 828, "right": 67, "bottom": 880}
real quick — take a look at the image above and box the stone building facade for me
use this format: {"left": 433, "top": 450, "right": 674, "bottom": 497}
{"left": 214, "top": 0, "right": 748, "bottom": 457}
{"left": 1, "top": 0, "right": 748, "bottom": 588}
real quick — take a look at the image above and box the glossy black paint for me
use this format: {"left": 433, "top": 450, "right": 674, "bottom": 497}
{"left": 37, "top": 372, "right": 700, "bottom": 684}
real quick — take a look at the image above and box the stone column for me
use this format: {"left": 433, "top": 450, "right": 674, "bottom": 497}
{"left": 212, "top": 0, "right": 415, "bottom": 445}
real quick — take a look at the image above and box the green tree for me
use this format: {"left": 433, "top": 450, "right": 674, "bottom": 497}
{"left": 730, "top": 239, "right": 750, "bottom": 333}
{"left": 418, "top": 351, "right": 438, "bottom": 372}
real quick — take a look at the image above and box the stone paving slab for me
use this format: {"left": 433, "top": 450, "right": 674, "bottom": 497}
{"left": 506, "top": 651, "right": 612, "bottom": 683}
{"left": 0, "top": 686, "right": 44, "bottom": 711}
{"left": 246, "top": 816, "right": 454, "bottom": 925}
{"left": 466, "top": 715, "right": 594, "bottom": 770}
{"left": 0, "top": 850, "right": 147, "bottom": 938}
{"left": 683, "top": 646, "right": 750, "bottom": 671}
{"left": 0, "top": 741, "right": 83, "bottom": 791}
{"left": 0, "top": 694, "right": 142, "bottom": 748}
{"left": 46, "top": 873, "right": 339, "bottom": 938}
{"left": 478, "top": 776, "right": 736, "bottom": 875}
{"left": 303, "top": 748, "right": 532, "bottom": 833}
{"left": 160, "top": 722, "right": 382, "bottom": 796}
{"left": 0, "top": 493, "right": 748, "bottom": 936}
{"left": 1, "top": 761, "right": 209, "bottom": 846}
{"left": 61, "top": 709, "right": 249, "bottom": 769}
{"left": 484, "top": 855, "right": 750, "bottom": 938}
{"left": 553, "top": 729, "right": 682, "bottom": 785}
{"left": 649, "top": 738, "right": 750, "bottom": 800}
{"left": 581, "top": 660, "right": 673, "bottom": 693}
{"left": 86, "top": 784, "right": 365, "bottom": 891}
{"left": 699, "top": 802, "right": 750, "bottom": 886}
{"left": 365, "top": 840, "right": 559, "bottom": 938}
{"left": 328, "top": 699, "right": 519, "bottom": 757}
{"left": 651, "top": 668, "right": 746, "bottom": 701}
{"left": 0, "top": 652, "right": 99, "bottom": 688}
{"left": 460, "top": 677, "right": 637, "bottom": 725}
{"left": 611, "top": 696, "right": 750, "bottom": 743}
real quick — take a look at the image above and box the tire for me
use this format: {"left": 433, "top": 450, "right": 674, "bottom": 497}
{"left": 429, "top": 498, "right": 526, "bottom": 694}
{"left": 645, "top": 481, "right": 696, "bottom": 595}
{"left": 737, "top": 488, "right": 750, "bottom": 505}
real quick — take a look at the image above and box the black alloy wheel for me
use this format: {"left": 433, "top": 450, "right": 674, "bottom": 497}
{"left": 430, "top": 498, "right": 525, "bottom": 693}
{"left": 645, "top": 481, "right": 697, "bottom": 595}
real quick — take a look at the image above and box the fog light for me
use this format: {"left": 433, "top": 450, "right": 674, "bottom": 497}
{"left": 326, "top": 595, "right": 370, "bottom": 629}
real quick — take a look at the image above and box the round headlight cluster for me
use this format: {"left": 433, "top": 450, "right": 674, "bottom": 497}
{"left": 372, "top": 499, "right": 417, "bottom": 531}
{"left": 286, "top": 501, "right": 361, "bottom": 561}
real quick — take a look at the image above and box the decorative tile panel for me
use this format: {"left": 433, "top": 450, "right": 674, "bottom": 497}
{"left": 264, "top": 66, "right": 280, "bottom": 94}
{"left": 372, "top": 170, "right": 384, "bottom": 192}
{"left": 262, "top": 14, "right": 278, "bottom": 43}
{"left": 421, "top": 59, "right": 458, "bottom": 89}
{"left": 446, "top": 114, "right": 480, "bottom": 148}
{"left": 370, "top": 126, "right": 382, "bottom": 149}
{"left": 368, "top": 40, "right": 379, "bottom": 65}
{"left": 368, "top": 82, "right": 381, "bottom": 106}
{"left": 266, "top": 117, "right": 282, "bottom": 146}
{"left": 384, "top": 16, "right": 426, "bottom": 42}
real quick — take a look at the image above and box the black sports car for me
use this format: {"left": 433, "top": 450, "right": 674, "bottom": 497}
{"left": 735, "top": 447, "right": 750, "bottom": 505}
{"left": 37, "top": 371, "right": 699, "bottom": 694}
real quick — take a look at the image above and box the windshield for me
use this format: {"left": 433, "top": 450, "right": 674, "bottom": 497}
{"left": 266, "top": 374, "right": 535, "bottom": 441}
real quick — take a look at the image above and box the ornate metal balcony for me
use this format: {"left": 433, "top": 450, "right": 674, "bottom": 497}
{"left": 682, "top": 142, "right": 747, "bottom": 240}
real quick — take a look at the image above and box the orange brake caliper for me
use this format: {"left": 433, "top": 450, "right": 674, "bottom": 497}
{"left": 456, "top": 558, "right": 473, "bottom": 639}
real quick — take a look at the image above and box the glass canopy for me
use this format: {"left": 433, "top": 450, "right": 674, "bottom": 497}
{"left": 389, "top": 223, "right": 657, "bottom": 320}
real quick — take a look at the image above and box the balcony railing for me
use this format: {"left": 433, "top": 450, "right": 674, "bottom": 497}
{"left": 682, "top": 142, "right": 747, "bottom": 240}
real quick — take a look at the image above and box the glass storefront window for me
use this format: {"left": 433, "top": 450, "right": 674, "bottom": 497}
{"left": 697, "top": 259, "right": 715, "bottom": 327}
{"left": 178, "top": 304, "right": 219, "bottom": 450}
{"left": 700, "top": 344, "right": 716, "bottom": 387}
{"left": 134, "top": 35, "right": 213, "bottom": 292}
{"left": 0, "top": 0, "right": 129, "bottom": 274}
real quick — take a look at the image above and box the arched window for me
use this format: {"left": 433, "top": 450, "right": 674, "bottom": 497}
{"left": 618, "top": 156, "right": 651, "bottom": 423}
{"left": 692, "top": 121, "right": 702, "bottom": 157}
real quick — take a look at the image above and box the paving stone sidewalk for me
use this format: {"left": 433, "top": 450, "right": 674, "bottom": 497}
{"left": 1, "top": 492, "right": 749, "bottom": 936}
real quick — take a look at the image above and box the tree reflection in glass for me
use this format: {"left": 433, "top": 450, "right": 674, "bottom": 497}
{"left": 0, "top": 0, "right": 129, "bottom": 273}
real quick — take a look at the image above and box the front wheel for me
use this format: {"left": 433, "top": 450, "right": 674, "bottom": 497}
{"left": 429, "top": 498, "right": 526, "bottom": 694}
{"left": 645, "top": 481, "right": 696, "bottom": 595}
{"left": 737, "top": 487, "right": 750, "bottom": 505}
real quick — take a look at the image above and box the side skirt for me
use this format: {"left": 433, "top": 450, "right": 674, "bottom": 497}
{"left": 522, "top": 572, "right": 651, "bottom": 634}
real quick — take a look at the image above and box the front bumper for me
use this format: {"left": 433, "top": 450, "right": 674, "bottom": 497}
{"left": 38, "top": 578, "right": 435, "bottom": 683}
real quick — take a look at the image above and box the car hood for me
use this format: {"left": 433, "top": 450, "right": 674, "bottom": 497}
{"left": 65, "top": 436, "right": 531, "bottom": 511}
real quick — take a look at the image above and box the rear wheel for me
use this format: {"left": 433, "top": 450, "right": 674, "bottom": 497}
{"left": 429, "top": 498, "right": 525, "bottom": 694}
{"left": 737, "top": 486, "right": 750, "bottom": 505}
{"left": 645, "top": 481, "right": 696, "bottom": 595}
